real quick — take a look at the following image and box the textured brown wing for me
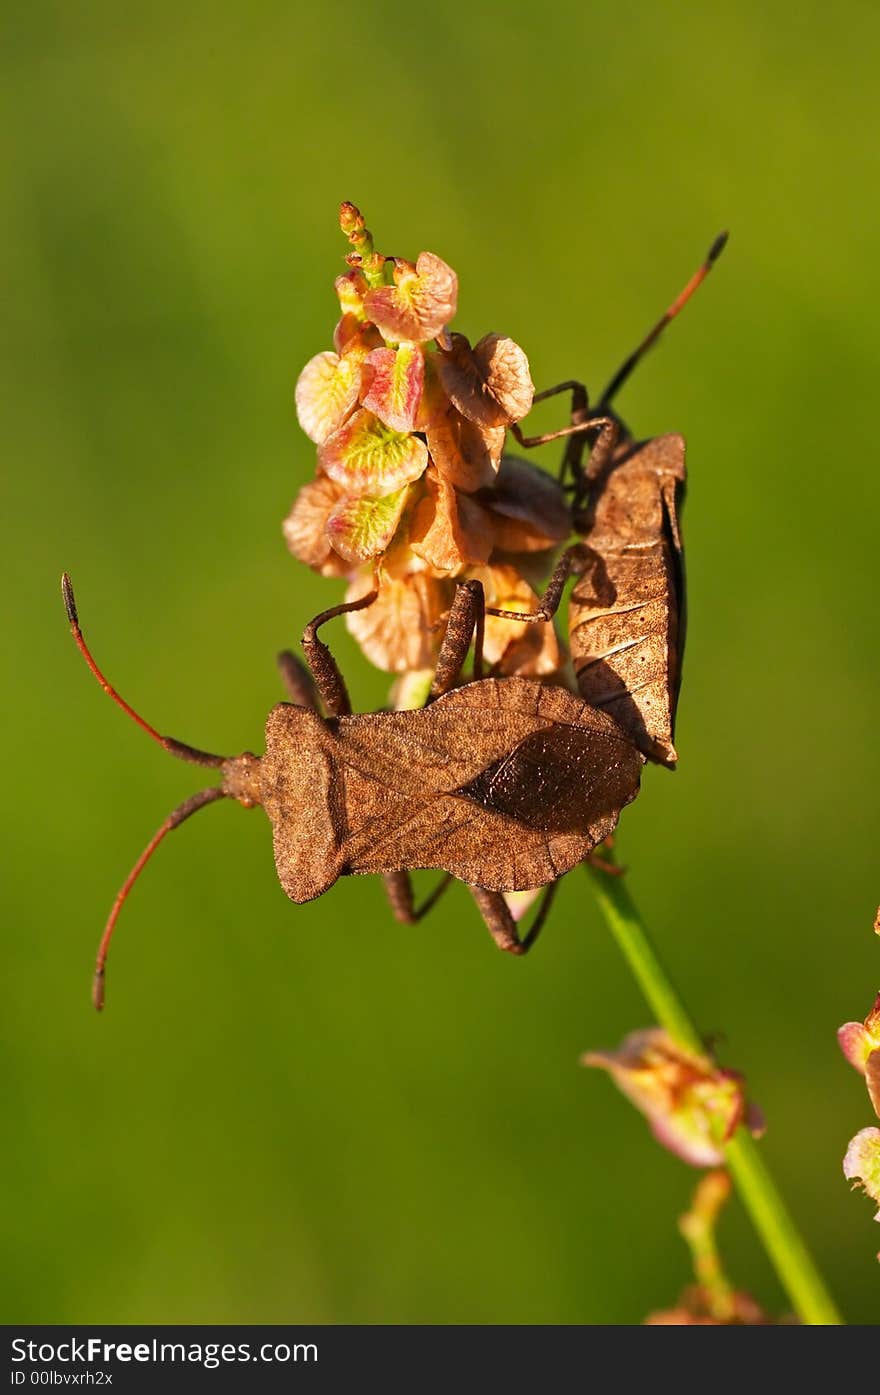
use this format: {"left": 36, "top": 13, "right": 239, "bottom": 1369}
{"left": 569, "top": 433, "right": 686, "bottom": 766}
{"left": 333, "top": 677, "right": 642, "bottom": 892}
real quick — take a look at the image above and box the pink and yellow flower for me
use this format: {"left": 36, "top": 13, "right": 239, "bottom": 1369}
{"left": 582, "top": 1027, "right": 763, "bottom": 1167}
{"left": 843, "top": 1127, "right": 880, "bottom": 1225}
{"left": 838, "top": 991, "right": 880, "bottom": 1118}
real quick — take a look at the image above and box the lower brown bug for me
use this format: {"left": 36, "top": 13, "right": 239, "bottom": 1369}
{"left": 63, "top": 573, "right": 643, "bottom": 1009}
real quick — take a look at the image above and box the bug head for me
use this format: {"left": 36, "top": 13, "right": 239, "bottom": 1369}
{"left": 62, "top": 573, "right": 262, "bottom": 1010}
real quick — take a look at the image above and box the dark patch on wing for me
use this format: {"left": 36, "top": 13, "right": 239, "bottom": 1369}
{"left": 453, "top": 726, "right": 623, "bottom": 834}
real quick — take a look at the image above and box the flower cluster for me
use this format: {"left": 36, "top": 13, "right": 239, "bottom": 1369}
{"left": 838, "top": 981, "right": 880, "bottom": 1251}
{"left": 285, "top": 205, "right": 570, "bottom": 680}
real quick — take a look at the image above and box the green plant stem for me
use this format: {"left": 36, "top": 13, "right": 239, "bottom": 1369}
{"left": 588, "top": 865, "right": 843, "bottom": 1326}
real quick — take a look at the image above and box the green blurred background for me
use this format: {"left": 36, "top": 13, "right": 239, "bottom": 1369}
{"left": 3, "top": 0, "right": 878, "bottom": 1325}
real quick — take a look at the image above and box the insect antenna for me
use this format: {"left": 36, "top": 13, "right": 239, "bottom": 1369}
{"left": 62, "top": 572, "right": 227, "bottom": 768}
{"left": 92, "top": 786, "right": 227, "bottom": 1010}
{"left": 599, "top": 230, "right": 728, "bottom": 408}
{"left": 62, "top": 574, "right": 244, "bottom": 1009}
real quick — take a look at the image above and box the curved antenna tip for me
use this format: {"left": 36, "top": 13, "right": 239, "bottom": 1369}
{"left": 708, "top": 230, "right": 729, "bottom": 264}
{"left": 61, "top": 572, "right": 78, "bottom": 626}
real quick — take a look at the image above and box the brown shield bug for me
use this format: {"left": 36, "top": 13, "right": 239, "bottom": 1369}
{"left": 63, "top": 573, "right": 643, "bottom": 1009}
{"left": 496, "top": 232, "right": 727, "bottom": 767}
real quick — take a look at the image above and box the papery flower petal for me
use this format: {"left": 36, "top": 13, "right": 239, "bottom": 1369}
{"left": 345, "top": 571, "right": 453, "bottom": 673}
{"left": 413, "top": 353, "right": 447, "bottom": 430}
{"left": 326, "top": 487, "right": 409, "bottom": 565}
{"left": 503, "top": 888, "right": 542, "bottom": 923}
{"left": 479, "top": 455, "right": 571, "bottom": 553}
{"left": 319, "top": 409, "right": 428, "bottom": 498}
{"left": 582, "top": 1028, "right": 759, "bottom": 1168}
{"left": 839, "top": 1024, "right": 877, "bottom": 1075}
{"left": 333, "top": 313, "right": 361, "bottom": 355}
{"left": 838, "top": 996, "right": 880, "bottom": 1110}
{"left": 335, "top": 268, "right": 368, "bottom": 318}
{"left": 436, "top": 332, "right": 534, "bottom": 428}
{"left": 426, "top": 401, "right": 505, "bottom": 493}
{"left": 282, "top": 476, "right": 352, "bottom": 578}
{"left": 471, "top": 564, "right": 563, "bottom": 677}
{"left": 867, "top": 1052, "right": 880, "bottom": 1120}
{"left": 295, "top": 350, "right": 361, "bottom": 444}
{"left": 333, "top": 314, "right": 382, "bottom": 357}
{"left": 843, "top": 1127, "right": 880, "bottom": 1221}
{"left": 364, "top": 252, "right": 458, "bottom": 344}
{"left": 361, "top": 344, "right": 425, "bottom": 432}
{"left": 410, "top": 468, "right": 493, "bottom": 572}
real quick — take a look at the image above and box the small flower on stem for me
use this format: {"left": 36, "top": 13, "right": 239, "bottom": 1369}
{"left": 363, "top": 252, "right": 458, "bottom": 344}
{"left": 582, "top": 1027, "right": 763, "bottom": 1168}
{"left": 842, "top": 1127, "right": 880, "bottom": 1231}
{"left": 838, "top": 963, "right": 880, "bottom": 1257}
{"left": 838, "top": 991, "right": 880, "bottom": 1118}
{"left": 645, "top": 1171, "right": 773, "bottom": 1324}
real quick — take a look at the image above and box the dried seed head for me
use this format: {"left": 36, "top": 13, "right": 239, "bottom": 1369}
{"left": 436, "top": 332, "right": 534, "bottom": 429}
{"left": 474, "top": 564, "right": 563, "bottom": 678}
{"left": 425, "top": 398, "right": 505, "bottom": 493}
{"left": 480, "top": 455, "right": 571, "bottom": 553}
{"left": 345, "top": 570, "right": 453, "bottom": 673}
{"left": 409, "top": 468, "right": 493, "bottom": 571}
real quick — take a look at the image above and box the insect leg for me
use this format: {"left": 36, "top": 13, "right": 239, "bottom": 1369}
{"left": 382, "top": 871, "right": 454, "bottom": 924}
{"left": 511, "top": 397, "right": 621, "bottom": 510}
{"left": 510, "top": 411, "right": 618, "bottom": 452}
{"left": 531, "top": 379, "right": 589, "bottom": 415}
{"left": 585, "top": 833, "right": 627, "bottom": 877}
{"left": 301, "top": 590, "right": 378, "bottom": 718}
{"left": 469, "top": 882, "right": 559, "bottom": 955}
{"left": 485, "top": 543, "right": 588, "bottom": 626}
{"left": 277, "top": 650, "right": 321, "bottom": 711}
{"left": 429, "top": 579, "right": 485, "bottom": 699}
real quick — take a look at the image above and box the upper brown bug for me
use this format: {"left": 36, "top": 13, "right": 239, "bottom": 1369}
{"left": 494, "top": 232, "right": 727, "bottom": 767}
{"left": 63, "top": 573, "right": 642, "bottom": 1009}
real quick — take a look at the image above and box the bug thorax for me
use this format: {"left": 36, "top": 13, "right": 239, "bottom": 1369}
{"left": 221, "top": 751, "right": 262, "bottom": 808}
